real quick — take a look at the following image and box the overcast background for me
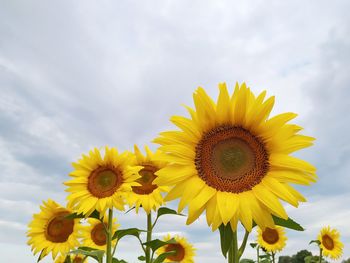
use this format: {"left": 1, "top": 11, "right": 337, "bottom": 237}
{"left": 1, "top": 0, "right": 350, "bottom": 262}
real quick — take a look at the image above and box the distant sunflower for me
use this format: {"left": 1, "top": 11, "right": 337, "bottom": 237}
{"left": 65, "top": 146, "right": 142, "bottom": 216}
{"left": 80, "top": 217, "right": 119, "bottom": 250}
{"left": 27, "top": 199, "right": 80, "bottom": 260}
{"left": 318, "top": 226, "right": 343, "bottom": 260}
{"left": 154, "top": 83, "right": 316, "bottom": 231}
{"left": 257, "top": 226, "right": 286, "bottom": 252}
{"left": 55, "top": 254, "right": 88, "bottom": 263}
{"left": 157, "top": 234, "right": 195, "bottom": 263}
{"left": 125, "top": 145, "right": 169, "bottom": 214}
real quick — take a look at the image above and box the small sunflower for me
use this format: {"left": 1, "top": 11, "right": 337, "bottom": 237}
{"left": 125, "top": 145, "right": 169, "bottom": 214}
{"left": 318, "top": 226, "right": 343, "bottom": 260}
{"left": 80, "top": 217, "right": 119, "bottom": 250}
{"left": 65, "top": 146, "right": 142, "bottom": 216}
{"left": 27, "top": 199, "right": 80, "bottom": 260}
{"left": 157, "top": 234, "right": 195, "bottom": 263}
{"left": 257, "top": 226, "right": 287, "bottom": 252}
{"left": 55, "top": 254, "right": 88, "bottom": 263}
{"left": 154, "top": 83, "right": 316, "bottom": 231}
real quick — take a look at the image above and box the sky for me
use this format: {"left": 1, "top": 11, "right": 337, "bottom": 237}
{"left": 0, "top": 0, "right": 350, "bottom": 262}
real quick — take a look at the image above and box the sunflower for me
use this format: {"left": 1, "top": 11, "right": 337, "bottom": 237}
{"left": 80, "top": 217, "right": 119, "bottom": 250}
{"left": 157, "top": 234, "right": 195, "bottom": 263}
{"left": 318, "top": 226, "right": 343, "bottom": 260}
{"left": 55, "top": 254, "right": 88, "bottom": 263}
{"left": 65, "top": 146, "right": 142, "bottom": 216}
{"left": 125, "top": 145, "right": 169, "bottom": 214}
{"left": 257, "top": 226, "right": 286, "bottom": 252}
{"left": 154, "top": 83, "right": 316, "bottom": 231}
{"left": 27, "top": 199, "right": 80, "bottom": 260}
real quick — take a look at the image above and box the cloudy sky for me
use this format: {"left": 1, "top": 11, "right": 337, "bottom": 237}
{"left": 1, "top": 0, "right": 350, "bottom": 262}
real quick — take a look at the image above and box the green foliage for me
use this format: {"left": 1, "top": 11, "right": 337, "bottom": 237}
{"left": 219, "top": 223, "right": 234, "bottom": 258}
{"left": 69, "top": 247, "right": 104, "bottom": 262}
{"left": 342, "top": 258, "right": 350, "bottom": 263}
{"left": 291, "top": 249, "right": 312, "bottom": 263}
{"left": 278, "top": 255, "right": 292, "bottom": 263}
{"left": 272, "top": 215, "right": 304, "bottom": 231}
{"left": 240, "top": 259, "right": 255, "bottom": 263}
{"left": 142, "top": 238, "right": 176, "bottom": 252}
{"left": 112, "top": 228, "right": 144, "bottom": 241}
{"left": 112, "top": 258, "right": 127, "bottom": 263}
{"left": 304, "top": 255, "right": 328, "bottom": 263}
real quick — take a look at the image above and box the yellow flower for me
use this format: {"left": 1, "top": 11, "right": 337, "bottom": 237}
{"left": 154, "top": 83, "right": 316, "bottom": 231}
{"left": 157, "top": 234, "right": 195, "bottom": 263}
{"left": 27, "top": 199, "right": 80, "bottom": 260}
{"left": 55, "top": 254, "right": 88, "bottom": 263}
{"left": 125, "top": 145, "right": 169, "bottom": 214}
{"left": 318, "top": 226, "right": 343, "bottom": 260}
{"left": 257, "top": 226, "right": 287, "bottom": 252}
{"left": 65, "top": 146, "right": 142, "bottom": 216}
{"left": 80, "top": 217, "right": 119, "bottom": 250}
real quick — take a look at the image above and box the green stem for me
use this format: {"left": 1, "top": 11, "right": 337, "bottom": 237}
{"left": 146, "top": 212, "right": 152, "bottom": 263}
{"left": 257, "top": 246, "right": 260, "bottom": 263}
{"left": 106, "top": 208, "right": 113, "bottom": 263}
{"left": 228, "top": 243, "right": 234, "bottom": 263}
{"left": 272, "top": 252, "right": 276, "bottom": 263}
{"left": 238, "top": 229, "right": 250, "bottom": 259}
{"left": 228, "top": 231, "right": 239, "bottom": 263}
{"left": 319, "top": 248, "right": 323, "bottom": 263}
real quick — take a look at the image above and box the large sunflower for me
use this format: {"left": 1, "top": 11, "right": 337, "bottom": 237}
{"left": 157, "top": 234, "right": 195, "bottom": 263}
{"left": 257, "top": 226, "right": 287, "bottom": 252}
{"left": 80, "top": 217, "right": 119, "bottom": 250}
{"left": 318, "top": 226, "right": 343, "bottom": 260}
{"left": 27, "top": 199, "right": 80, "bottom": 260}
{"left": 125, "top": 145, "right": 169, "bottom": 214}
{"left": 65, "top": 146, "right": 142, "bottom": 216}
{"left": 154, "top": 83, "right": 316, "bottom": 231}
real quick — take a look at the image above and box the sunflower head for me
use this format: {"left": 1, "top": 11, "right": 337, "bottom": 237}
{"left": 125, "top": 145, "right": 169, "bottom": 214}
{"left": 257, "top": 226, "right": 287, "bottom": 252}
{"left": 80, "top": 217, "right": 119, "bottom": 250}
{"left": 318, "top": 226, "right": 343, "bottom": 260}
{"left": 27, "top": 199, "right": 80, "bottom": 260}
{"left": 154, "top": 83, "right": 316, "bottom": 231}
{"left": 64, "top": 146, "right": 142, "bottom": 216}
{"left": 157, "top": 234, "right": 195, "bottom": 263}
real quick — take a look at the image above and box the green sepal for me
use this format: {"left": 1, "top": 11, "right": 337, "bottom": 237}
{"left": 249, "top": 242, "right": 258, "bottom": 249}
{"left": 142, "top": 238, "right": 177, "bottom": 252}
{"left": 112, "top": 228, "right": 145, "bottom": 241}
{"left": 37, "top": 249, "right": 46, "bottom": 262}
{"left": 218, "top": 223, "right": 234, "bottom": 258}
{"left": 64, "top": 256, "right": 72, "bottom": 263}
{"left": 69, "top": 247, "right": 104, "bottom": 262}
{"left": 138, "top": 255, "right": 146, "bottom": 261}
{"left": 153, "top": 251, "right": 177, "bottom": 263}
{"left": 65, "top": 210, "right": 101, "bottom": 220}
{"left": 272, "top": 215, "right": 304, "bottom": 231}
{"left": 112, "top": 258, "right": 128, "bottom": 263}
{"left": 309, "top": 239, "right": 321, "bottom": 245}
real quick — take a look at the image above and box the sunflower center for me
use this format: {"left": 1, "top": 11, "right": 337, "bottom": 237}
{"left": 132, "top": 165, "right": 158, "bottom": 195}
{"left": 165, "top": 243, "right": 185, "bottom": 261}
{"left": 88, "top": 166, "right": 123, "bottom": 198}
{"left": 322, "top": 234, "right": 335, "bottom": 250}
{"left": 262, "top": 228, "right": 279, "bottom": 245}
{"left": 91, "top": 223, "right": 107, "bottom": 246}
{"left": 195, "top": 125, "right": 269, "bottom": 193}
{"left": 45, "top": 212, "right": 74, "bottom": 243}
{"left": 73, "top": 257, "right": 83, "bottom": 263}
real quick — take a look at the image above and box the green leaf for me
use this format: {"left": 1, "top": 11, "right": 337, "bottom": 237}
{"left": 64, "top": 256, "right": 72, "bottom": 263}
{"left": 157, "top": 207, "right": 183, "bottom": 218}
{"left": 240, "top": 259, "right": 255, "bottom": 263}
{"left": 112, "top": 228, "right": 144, "bottom": 241}
{"left": 112, "top": 258, "right": 127, "bottom": 263}
{"left": 272, "top": 215, "right": 304, "bottom": 231}
{"left": 309, "top": 239, "right": 321, "bottom": 245}
{"left": 153, "top": 251, "right": 176, "bottom": 263}
{"left": 70, "top": 248, "right": 104, "bottom": 262}
{"left": 143, "top": 238, "right": 177, "bottom": 252}
{"left": 219, "top": 223, "right": 234, "bottom": 258}
{"left": 138, "top": 255, "right": 146, "bottom": 261}
{"left": 249, "top": 242, "right": 258, "bottom": 249}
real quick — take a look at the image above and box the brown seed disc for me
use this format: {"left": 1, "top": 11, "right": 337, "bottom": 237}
{"left": 91, "top": 222, "right": 107, "bottom": 246}
{"left": 88, "top": 166, "right": 123, "bottom": 198}
{"left": 73, "top": 257, "right": 83, "bottom": 263}
{"left": 45, "top": 212, "right": 74, "bottom": 243}
{"left": 132, "top": 165, "right": 158, "bottom": 195}
{"left": 262, "top": 228, "right": 279, "bottom": 245}
{"left": 165, "top": 243, "right": 185, "bottom": 261}
{"left": 195, "top": 125, "right": 269, "bottom": 193}
{"left": 322, "top": 234, "right": 335, "bottom": 250}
